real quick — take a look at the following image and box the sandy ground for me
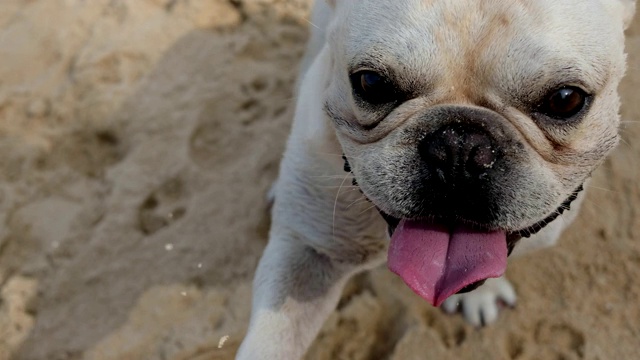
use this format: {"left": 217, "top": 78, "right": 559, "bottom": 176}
{"left": 0, "top": 1, "right": 638, "bottom": 359}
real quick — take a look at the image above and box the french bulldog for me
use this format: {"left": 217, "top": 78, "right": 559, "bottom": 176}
{"left": 237, "top": 0, "right": 637, "bottom": 359}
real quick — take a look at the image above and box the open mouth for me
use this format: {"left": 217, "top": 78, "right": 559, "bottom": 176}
{"left": 343, "top": 155, "right": 584, "bottom": 306}
{"left": 379, "top": 186, "right": 583, "bottom": 306}
{"left": 380, "top": 183, "right": 583, "bottom": 253}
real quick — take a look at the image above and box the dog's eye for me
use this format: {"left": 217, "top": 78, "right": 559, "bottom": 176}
{"left": 350, "top": 71, "right": 398, "bottom": 105}
{"left": 540, "top": 87, "right": 588, "bottom": 119}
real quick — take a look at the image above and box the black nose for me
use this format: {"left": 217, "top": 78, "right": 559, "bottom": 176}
{"left": 419, "top": 124, "right": 497, "bottom": 181}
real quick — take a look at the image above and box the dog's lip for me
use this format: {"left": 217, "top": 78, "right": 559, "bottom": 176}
{"left": 378, "top": 183, "right": 584, "bottom": 256}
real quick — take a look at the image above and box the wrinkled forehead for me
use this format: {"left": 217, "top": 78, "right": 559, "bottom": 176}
{"left": 329, "top": 0, "right": 624, "bottom": 86}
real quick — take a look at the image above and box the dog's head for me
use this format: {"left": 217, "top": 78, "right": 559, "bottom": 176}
{"left": 321, "top": 0, "right": 635, "bottom": 305}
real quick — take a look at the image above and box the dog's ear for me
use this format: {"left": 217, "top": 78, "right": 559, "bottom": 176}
{"left": 607, "top": 0, "right": 637, "bottom": 29}
{"left": 620, "top": 0, "right": 637, "bottom": 29}
{"left": 624, "top": 0, "right": 637, "bottom": 28}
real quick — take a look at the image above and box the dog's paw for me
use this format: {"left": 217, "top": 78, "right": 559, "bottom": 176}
{"left": 441, "top": 276, "right": 516, "bottom": 327}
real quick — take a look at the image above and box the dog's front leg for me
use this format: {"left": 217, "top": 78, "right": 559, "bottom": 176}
{"left": 236, "top": 234, "right": 359, "bottom": 360}
{"left": 237, "top": 156, "right": 387, "bottom": 360}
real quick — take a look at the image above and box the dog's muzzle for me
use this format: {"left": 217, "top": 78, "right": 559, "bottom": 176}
{"left": 341, "top": 154, "right": 584, "bottom": 255}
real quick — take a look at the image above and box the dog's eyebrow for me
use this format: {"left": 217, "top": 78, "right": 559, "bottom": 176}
{"left": 526, "top": 59, "right": 610, "bottom": 95}
{"left": 346, "top": 45, "right": 409, "bottom": 74}
{"left": 347, "top": 58, "right": 389, "bottom": 75}
{"left": 511, "top": 65, "right": 595, "bottom": 103}
{"left": 548, "top": 67, "right": 592, "bottom": 89}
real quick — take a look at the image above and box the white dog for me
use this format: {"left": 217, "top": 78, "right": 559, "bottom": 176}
{"left": 237, "top": 1, "right": 636, "bottom": 359}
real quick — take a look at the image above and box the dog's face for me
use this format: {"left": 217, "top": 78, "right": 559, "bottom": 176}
{"left": 324, "top": 0, "right": 630, "bottom": 233}
{"left": 320, "top": 0, "right": 633, "bottom": 304}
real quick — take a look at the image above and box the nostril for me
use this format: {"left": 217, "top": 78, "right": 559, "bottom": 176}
{"left": 467, "top": 133, "right": 496, "bottom": 173}
{"left": 419, "top": 127, "right": 462, "bottom": 179}
{"left": 422, "top": 137, "right": 449, "bottom": 165}
{"left": 470, "top": 145, "right": 495, "bottom": 168}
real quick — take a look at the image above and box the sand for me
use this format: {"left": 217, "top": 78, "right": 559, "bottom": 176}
{"left": 0, "top": 1, "right": 638, "bottom": 359}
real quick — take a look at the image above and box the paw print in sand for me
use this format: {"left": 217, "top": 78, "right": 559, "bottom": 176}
{"left": 138, "top": 177, "right": 188, "bottom": 235}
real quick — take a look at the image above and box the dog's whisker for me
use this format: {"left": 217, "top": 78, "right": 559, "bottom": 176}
{"left": 315, "top": 182, "right": 359, "bottom": 187}
{"left": 346, "top": 196, "right": 370, "bottom": 209}
{"left": 357, "top": 203, "right": 379, "bottom": 215}
{"left": 618, "top": 127, "right": 639, "bottom": 136}
{"left": 344, "top": 187, "right": 362, "bottom": 193}
{"left": 585, "top": 184, "right": 618, "bottom": 193}
{"left": 618, "top": 136, "right": 632, "bottom": 148}
{"left": 311, "top": 174, "right": 357, "bottom": 178}
{"left": 311, "top": 152, "right": 367, "bottom": 161}
{"left": 556, "top": 211, "right": 567, "bottom": 226}
{"left": 304, "top": 18, "right": 320, "bottom": 29}
{"left": 581, "top": 198, "right": 611, "bottom": 216}
{"left": 317, "top": 185, "right": 360, "bottom": 189}
{"left": 332, "top": 173, "right": 351, "bottom": 241}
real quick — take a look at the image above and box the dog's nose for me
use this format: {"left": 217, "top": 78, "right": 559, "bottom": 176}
{"left": 419, "top": 124, "right": 497, "bottom": 180}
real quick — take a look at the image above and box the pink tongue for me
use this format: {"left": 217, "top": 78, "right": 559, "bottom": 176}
{"left": 388, "top": 220, "right": 507, "bottom": 307}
